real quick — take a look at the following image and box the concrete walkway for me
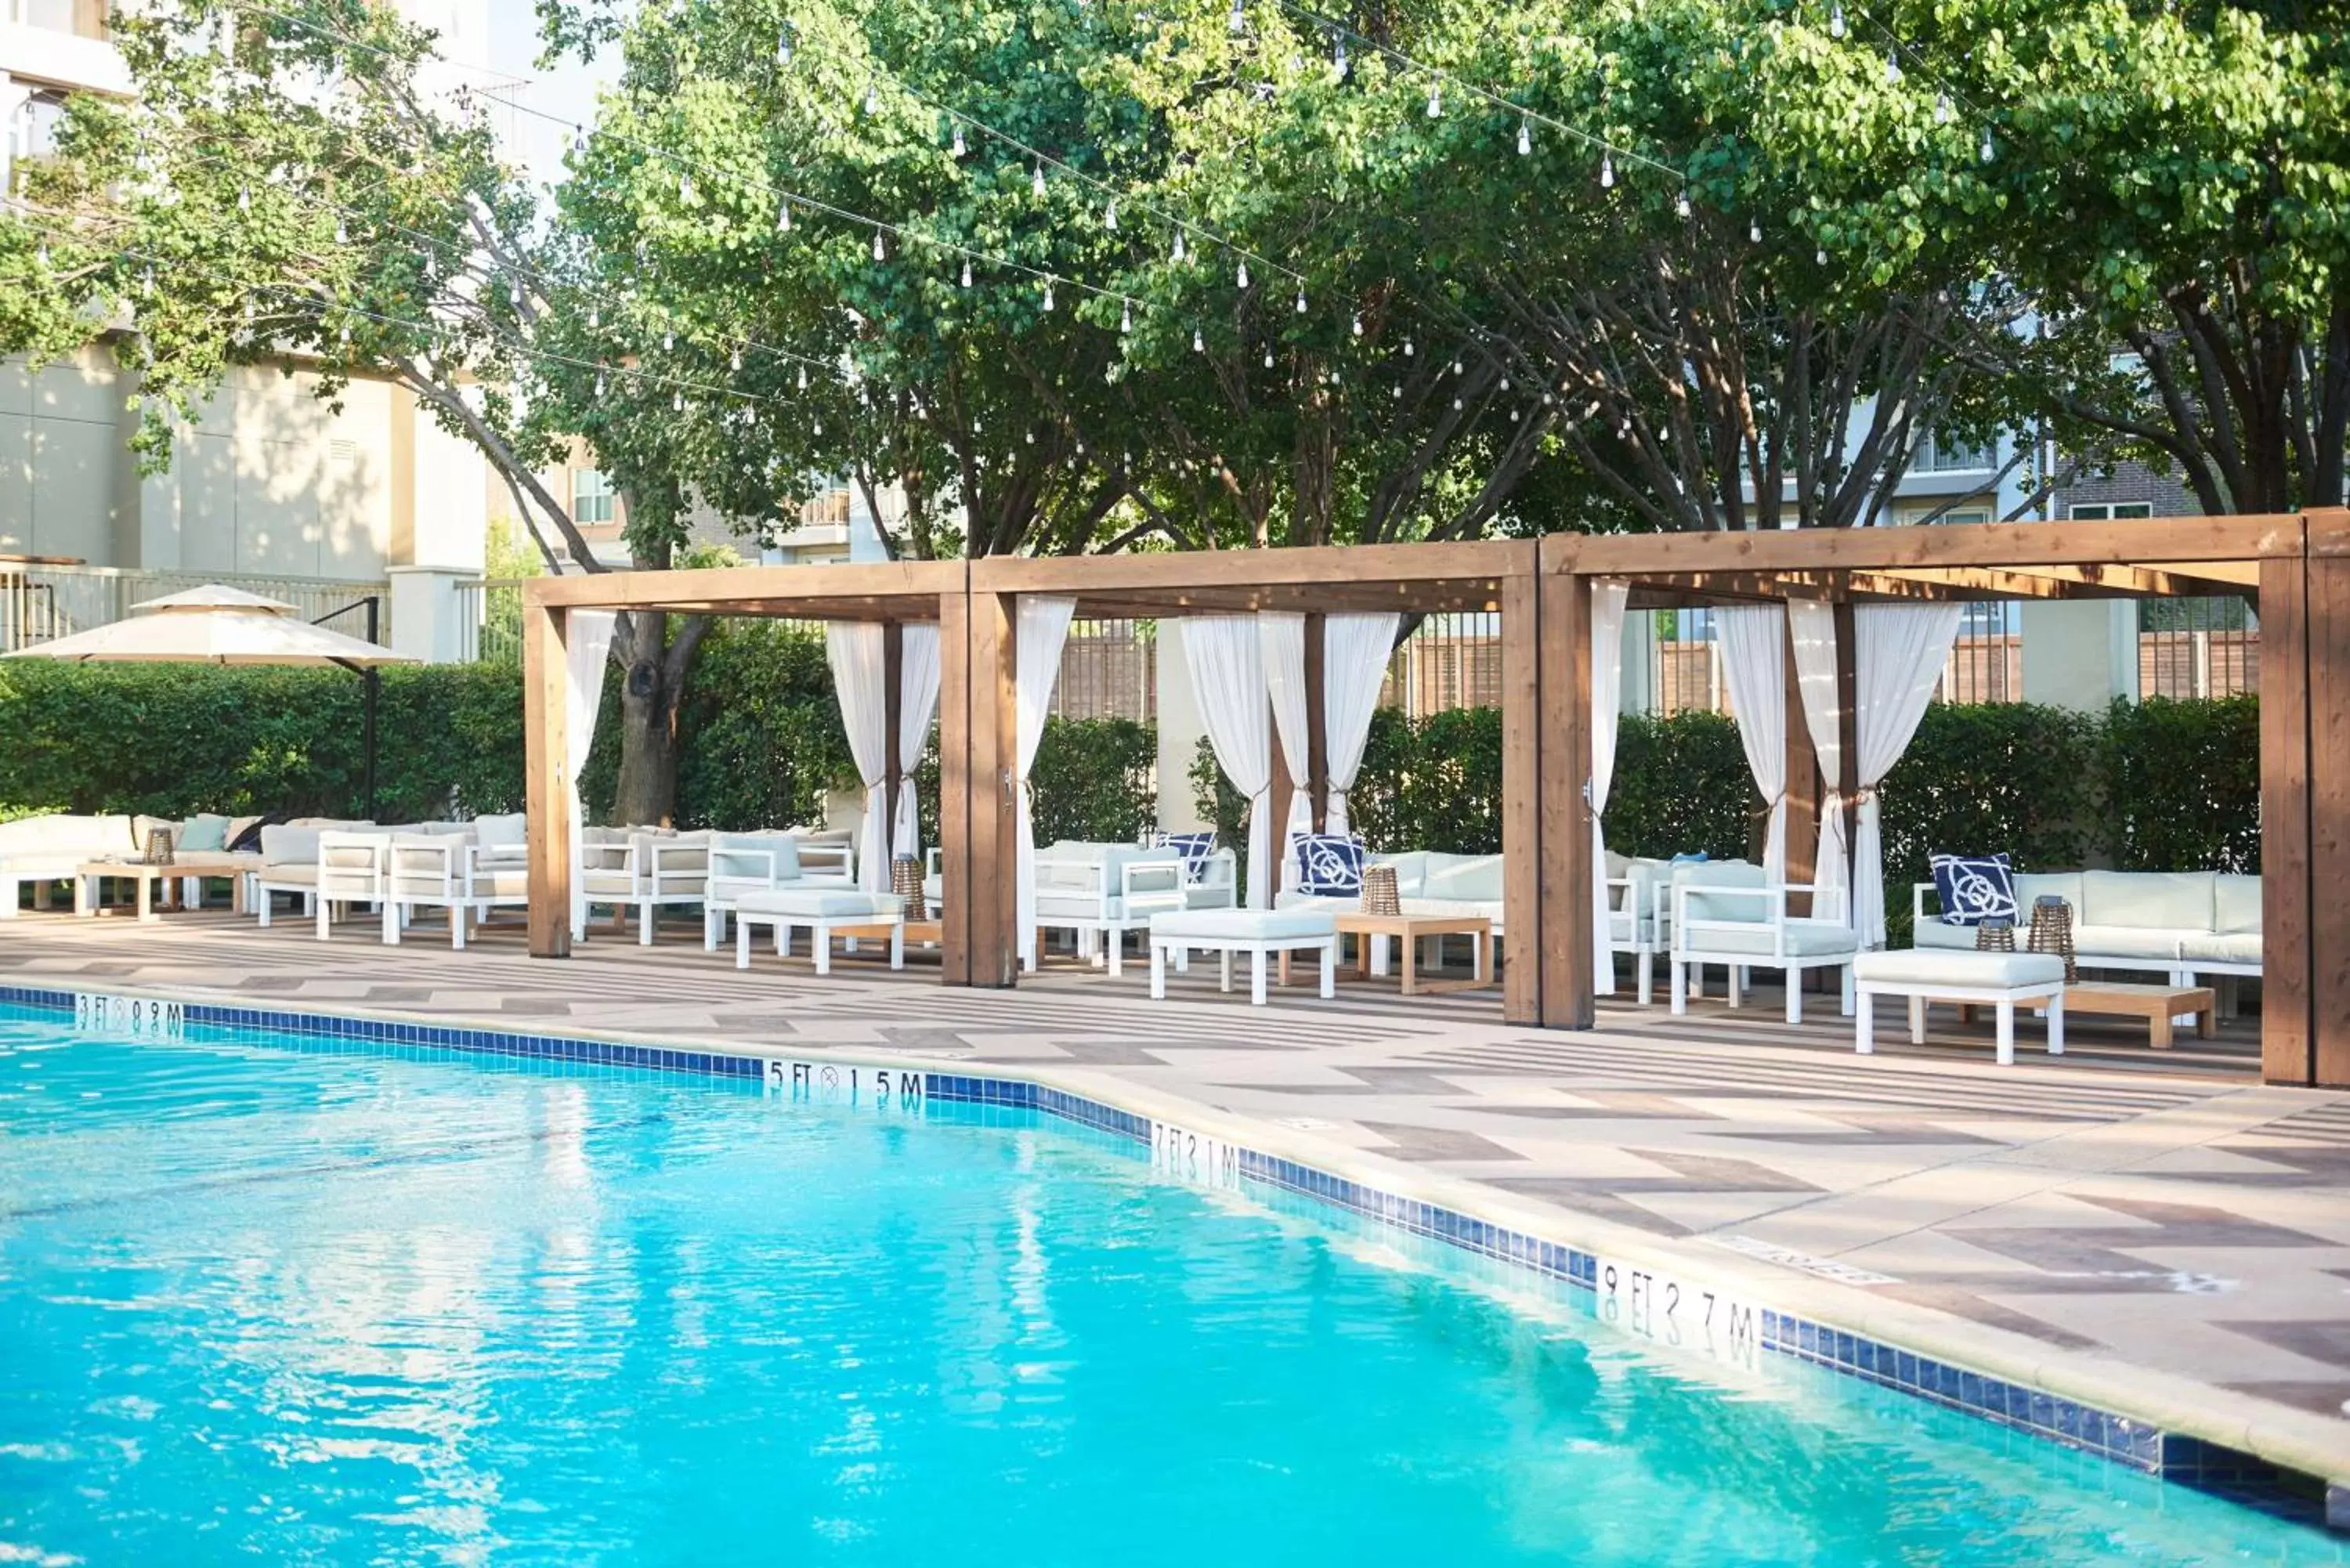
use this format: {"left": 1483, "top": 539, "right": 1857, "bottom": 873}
{"left": 7, "top": 909, "right": 2348, "bottom": 1490}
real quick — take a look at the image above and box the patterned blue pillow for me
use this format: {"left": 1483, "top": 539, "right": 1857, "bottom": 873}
{"left": 1293, "top": 833, "right": 1365, "bottom": 896}
{"left": 1929, "top": 853, "right": 2017, "bottom": 927}
{"left": 1153, "top": 831, "right": 1217, "bottom": 885}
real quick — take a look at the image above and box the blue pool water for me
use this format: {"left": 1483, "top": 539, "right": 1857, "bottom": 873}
{"left": 0, "top": 1011, "right": 2337, "bottom": 1566}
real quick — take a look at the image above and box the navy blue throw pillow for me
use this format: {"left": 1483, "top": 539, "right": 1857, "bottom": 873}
{"left": 1293, "top": 833, "right": 1365, "bottom": 896}
{"left": 1929, "top": 853, "right": 2017, "bottom": 927}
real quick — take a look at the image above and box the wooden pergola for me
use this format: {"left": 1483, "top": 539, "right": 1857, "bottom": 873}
{"left": 519, "top": 510, "right": 2349, "bottom": 1089}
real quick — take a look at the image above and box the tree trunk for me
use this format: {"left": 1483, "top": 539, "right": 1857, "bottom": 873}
{"left": 608, "top": 609, "right": 710, "bottom": 828}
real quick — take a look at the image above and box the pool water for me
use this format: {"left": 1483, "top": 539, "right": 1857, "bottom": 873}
{"left": 0, "top": 1012, "right": 2337, "bottom": 1566}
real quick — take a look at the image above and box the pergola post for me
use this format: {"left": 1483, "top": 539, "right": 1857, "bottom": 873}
{"left": 1501, "top": 571, "right": 1546, "bottom": 1024}
{"left": 937, "top": 589, "right": 973, "bottom": 984}
{"left": 963, "top": 590, "right": 1020, "bottom": 987}
{"left": 522, "top": 598, "right": 572, "bottom": 959}
{"left": 2260, "top": 541, "right": 2314, "bottom": 1084}
{"left": 2302, "top": 508, "right": 2350, "bottom": 1086}
{"left": 1535, "top": 565, "right": 1595, "bottom": 1027}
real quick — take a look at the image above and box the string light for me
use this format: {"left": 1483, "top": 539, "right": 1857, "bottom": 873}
{"left": 1192, "top": 326, "right": 1204, "bottom": 352}
{"left": 1294, "top": 287, "right": 1307, "bottom": 313}
{"left": 863, "top": 81, "right": 880, "bottom": 115}
{"left": 1884, "top": 49, "right": 1902, "bottom": 85}
{"left": 1104, "top": 200, "right": 1118, "bottom": 230}
{"left": 1264, "top": 347, "right": 1274, "bottom": 368}
{"left": 1979, "top": 125, "right": 1995, "bottom": 162}
{"left": 1749, "top": 218, "right": 1762, "bottom": 243}
{"left": 1426, "top": 84, "right": 1442, "bottom": 117}
{"left": 1517, "top": 116, "right": 1531, "bottom": 156}
{"left": 1676, "top": 192, "right": 1692, "bottom": 219}
{"left": 951, "top": 125, "right": 966, "bottom": 157}
{"left": 680, "top": 172, "right": 694, "bottom": 203}
{"left": 960, "top": 258, "right": 972, "bottom": 287}
{"left": 1120, "top": 300, "right": 1133, "bottom": 333}
{"left": 776, "top": 198, "right": 791, "bottom": 233}
{"left": 1173, "top": 229, "right": 1187, "bottom": 263}
{"left": 1042, "top": 280, "right": 1054, "bottom": 311}
{"left": 1935, "top": 92, "right": 1952, "bottom": 125}
{"left": 776, "top": 27, "right": 793, "bottom": 66}
{"left": 1237, "top": 261, "right": 1250, "bottom": 289}
{"left": 1599, "top": 152, "right": 1614, "bottom": 189}
{"left": 1403, "top": 338, "right": 1414, "bottom": 356}
{"left": 873, "top": 232, "right": 886, "bottom": 262}
{"left": 1228, "top": 0, "right": 1245, "bottom": 32}
{"left": 1031, "top": 161, "right": 1046, "bottom": 197}
{"left": 1332, "top": 35, "right": 1347, "bottom": 79}
{"left": 1830, "top": 1, "right": 1846, "bottom": 38}
{"left": 1350, "top": 313, "right": 1363, "bottom": 337}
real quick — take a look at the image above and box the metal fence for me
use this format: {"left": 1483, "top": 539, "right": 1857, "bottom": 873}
{"left": 1379, "top": 613, "right": 1504, "bottom": 717}
{"left": 0, "top": 562, "right": 393, "bottom": 654}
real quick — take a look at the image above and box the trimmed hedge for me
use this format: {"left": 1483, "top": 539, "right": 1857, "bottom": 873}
{"left": 2100, "top": 695, "right": 2259, "bottom": 873}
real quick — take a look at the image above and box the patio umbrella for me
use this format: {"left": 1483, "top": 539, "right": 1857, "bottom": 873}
{"left": 2, "top": 584, "right": 415, "bottom": 817}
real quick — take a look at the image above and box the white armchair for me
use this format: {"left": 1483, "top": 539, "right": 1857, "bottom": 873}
{"left": 313, "top": 830, "right": 387, "bottom": 941}
{"left": 1031, "top": 842, "right": 1188, "bottom": 974}
{"left": 383, "top": 835, "right": 470, "bottom": 948}
{"left": 1603, "top": 858, "right": 1667, "bottom": 1004}
{"left": 1671, "top": 863, "right": 1857, "bottom": 1024}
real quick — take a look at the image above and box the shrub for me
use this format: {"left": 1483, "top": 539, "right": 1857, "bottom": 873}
{"left": 2099, "top": 695, "right": 2260, "bottom": 873}
{"left": 1604, "top": 711, "right": 1755, "bottom": 861}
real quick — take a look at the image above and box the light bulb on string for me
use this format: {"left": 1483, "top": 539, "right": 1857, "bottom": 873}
{"left": 237, "top": 186, "right": 251, "bottom": 211}
{"left": 1749, "top": 218, "right": 1762, "bottom": 243}
{"left": 672, "top": 389, "right": 683, "bottom": 412}
{"left": 730, "top": 348, "right": 742, "bottom": 370}
{"left": 1518, "top": 117, "right": 1531, "bottom": 156}
{"left": 1264, "top": 347, "right": 1274, "bottom": 369}
{"left": 1829, "top": 1, "right": 1846, "bottom": 38}
{"left": 572, "top": 125, "right": 587, "bottom": 156}
{"left": 1228, "top": 0, "right": 1244, "bottom": 32}
{"left": 776, "top": 27, "right": 793, "bottom": 66}
{"left": 1104, "top": 200, "right": 1119, "bottom": 230}
{"left": 589, "top": 304, "right": 600, "bottom": 327}
{"left": 1120, "top": 300, "right": 1133, "bottom": 333}
{"left": 952, "top": 125, "right": 966, "bottom": 158}
{"left": 777, "top": 199, "right": 791, "bottom": 233}
{"left": 1043, "top": 280, "right": 1055, "bottom": 312}
{"left": 1426, "top": 85, "right": 1442, "bottom": 117}
{"left": 873, "top": 232, "right": 886, "bottom": 262}
{"left": 334, "top": 218, "right": 347, "bottom": 244}
{"left": 680, "top": 172, "right": 693, "bottom": 203}
{"left": 1676, "top": 191, "right": 1692, "bottom": 219}
{"left": 1935, "top": 93, "right": 1952, "bottom": 125}
{"left": 797, "top": 366, "right": 808, "bottom": 390}
{"left": 1351, "top": 313, "right": 1364, "bottom": 338}
{"left": 1403, "top": 338, "right": 1414, "bottom": 356}
{"left": 1333, "top": 37, "right": 1347, "bottom": 78}
{"left": 1979, "top": 125, "right": 1995, "bottom": 163}
{"left": 960, "top": 258, "right": 972, "bottom": 287}
{"left": 1173, "top": 229, "right": 1188, "bottom": 263}
{"left": 1885, "top": 51, "right": 1901, "bottom": 85}
{"left": 1032, "top": 161, "right": 1047, "bottom": 197}
{"left": 663, "top": 330, "right": 674, "bottom": 351}
{"left": 1237, "top": 261, "right": 1250, "bottom": 289}
{"left": 1192, "top": 326, "right": 1204, "bottom": 352}
{"left": 1816, "top": 245, "right": 1828, "bottom": 265}
{"left": 864, "top": 81, "right": 880, "bottom": 115}
{"left": 1294, "top": 287, "right": 1307, "bottom": 313}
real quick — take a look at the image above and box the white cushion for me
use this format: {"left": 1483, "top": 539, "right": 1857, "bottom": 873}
{"left": 1368, "top": 851, "right": 1431, "bottom": 896}
{"left": 1677, "top": 861, "right": 1769, "bottom": 923}
{"left": 2179, "top": 932, "right": 2261, "bottom": 965}
{"left": 472, "top": 865, "right": 529, "bottom": 899}
{"left": 737, "top": 888, "right": 902, "bottom": 920}
{"left": 1911, "top": 919, "right": 1977, "bottom": 951}
{"left": 2081, "top": 870, "right": 2214, "bottom": 932}
{"left": 475, "top": 812, "right": 527, "bottom": 852}
{"left": 2012, "top": 872, "right": 2084, "bottom": 916}
{"left": 1854, "top": 948, "right": 2066, "bottom": 988}
{"left": 255, "top": 862, "right": 319, "bottom": 887}
{"left": 260, "top": 825, "right": 322, "bottom": 866}
{"left": 2072, "top": 924, "right": 2186, "bottom": 962}
{"left": 1683, "top": 919, "right": 1857, "bottom": 959}
{"left": 1151, "top": 908, "right": 1337, "bottom": 941}
{"left": 2214, "top": 874, "right": 2261, "bottom": 934}
{"left": 711, "top": 832, "right": 801, "bottom": 883}
{"left": 1423, "top": 852, "right": 1502, "bottom": 903}
{"left": 0, "top": 814, "right": 135, "bottom": 859}
{"left": 1397, "top": 897, "right": 1502, "bottom": 923}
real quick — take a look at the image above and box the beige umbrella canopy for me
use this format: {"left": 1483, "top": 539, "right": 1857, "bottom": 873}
{"left": 2, "top": 584, "right": 413, "bottom": 667}
{"left": 3, "top": 583, "right": 414, "bottom": 815}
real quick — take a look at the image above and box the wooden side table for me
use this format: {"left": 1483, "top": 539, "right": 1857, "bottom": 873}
{"left": 74, "top": 854, "right": 259, "bottom": 921}
{"left": 2058, "top": 981, "right": 2218, "bottom": 1049}
{"left": 1332, "top": 911, "right": 1492, "bottom": 995}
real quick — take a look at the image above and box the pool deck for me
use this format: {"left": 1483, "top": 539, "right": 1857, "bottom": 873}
{"left": 8, "top": 908, "right": 2350, "bottom": 1501}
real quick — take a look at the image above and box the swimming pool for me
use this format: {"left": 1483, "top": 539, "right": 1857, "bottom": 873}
{"left": 0, "top": 1006, "right": 2337, "bottom": 1565}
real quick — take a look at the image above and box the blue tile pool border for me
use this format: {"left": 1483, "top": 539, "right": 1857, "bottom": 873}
{"left": 4, "top": 981, "right": 2337, "bottom": 1531}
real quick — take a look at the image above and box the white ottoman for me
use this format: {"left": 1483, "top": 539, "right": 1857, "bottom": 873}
{"left": 736, "top": 888, "right": 905, "bottom": 974}
{"left": 1853, "top": 948, "right": 2067, "bottom": 1065}
{"left": 1148, "top": 908, "right": 1338, "bottom": 1005}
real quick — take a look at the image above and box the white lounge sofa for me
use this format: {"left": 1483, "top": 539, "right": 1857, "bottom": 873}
{"left": 0, "top": 814, "right": 139, "bottom": 916}
{"left": 1032, "top": 840, "right": 1192, "bottom": 973}
{"left": 252, "top": 821, "right": 378, "bottom": 932}
{"left": 1276, "top": 848, "right": 1506, "bottom": 977}
{"left": 703, "top": 831, "right": 859, "bottom": 949}
{"left": 1910, "top": 869, "right": 2261, "bottom": 985}
{"left": 1671, "top": 861, "right": 1857, "bottom": 1024}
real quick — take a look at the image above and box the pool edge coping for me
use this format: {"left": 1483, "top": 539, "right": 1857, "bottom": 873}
{"left": 10, "top": 979, "right": 2345, "bottom": 1529}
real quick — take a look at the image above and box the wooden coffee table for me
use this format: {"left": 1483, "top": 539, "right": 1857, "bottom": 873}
{"left": 1333, "top": 911, "right": 1492, "bottom": 995}
{"left": 74, "top": 854, "right": 262, "bottom": 920}
{"left": 2060, "top": 981, "right": 2218, "bottom": 1049}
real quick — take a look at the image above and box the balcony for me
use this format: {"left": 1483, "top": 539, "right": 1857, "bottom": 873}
{"left": 2, "top": 1, "right": 131, "bottom": 96}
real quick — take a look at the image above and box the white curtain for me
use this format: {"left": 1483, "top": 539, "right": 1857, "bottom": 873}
{"left": 894, "top": 623, "right": 942, "bottom": 869}
{"left": 1261, "top": 613, "right": 1311, "bottom": 891}
{"left": 1321, "top": 612, "right": 1399, "bottom": 837}
{"left": 824, "top": 623, "right": 891, "bottom": 893}
{"left": 1786, "top": 600, "right": 1846, "bottom": 907}
{"left": 1182, "top": 616, "right": 1273, "bottom": 909}
{"left": 1588, "top": 582, "right": 1629, "bottom": 994}
{"left": 1853, "top": 604, "right": 1963, "bottom": 949}
{"left": 1015, "top": 596, "right": 1078, "bottom": 968}
{"left": 565, "top": 610, "right": 617, "bottom": 939}
{"left": 1716, "top": 605, "right": 1790, "bottom": 883}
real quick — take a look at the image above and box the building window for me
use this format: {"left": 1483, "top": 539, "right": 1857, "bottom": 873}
{"left": 1894, "top": 504, "right": 1992, "bottom": 527}
{"left": 2068, "top": 502, "right": 2154, "bottom": 521}
{"left": 1917, "top": 430, "right": 1994, "bottom": 472}
{"left": 571, "top": 468, "right": 615, "bottom": 525}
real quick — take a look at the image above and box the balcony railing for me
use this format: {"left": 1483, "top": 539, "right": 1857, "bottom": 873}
{"left": 9, "top": 1, "right": 108, "bottom": 42}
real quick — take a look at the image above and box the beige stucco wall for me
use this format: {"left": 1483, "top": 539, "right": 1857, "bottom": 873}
{"left": 0, "top": 347, "right": 484, "bottom": 581}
